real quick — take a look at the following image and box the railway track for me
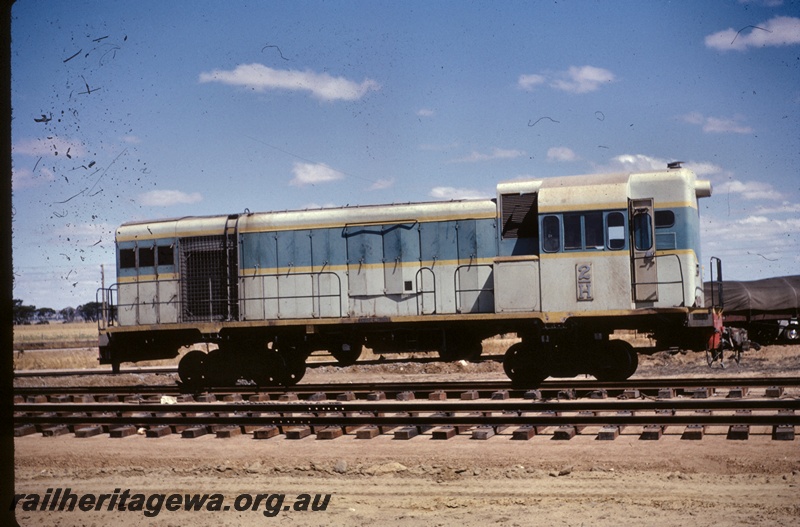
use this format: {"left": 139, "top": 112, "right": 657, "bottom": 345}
{"left": 14, "top": 377, "right": 800, "bottom": 442}
{"left": 12, "top": 354, "right": 503, "bottom": 378}
{"left": 14, "top": 376, "right": 800, "bottom": 397}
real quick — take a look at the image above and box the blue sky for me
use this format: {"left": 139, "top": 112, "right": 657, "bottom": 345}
{"left": 11, "top": 0, "right": 800, "bottom": 310}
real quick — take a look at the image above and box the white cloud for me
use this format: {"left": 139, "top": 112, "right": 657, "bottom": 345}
{"left": 593, "top": 153, "right": 670, "bottom": 173}
{"left": 121, "top": 135, "right": 141, "bottom": 144}
{"left": 552, "top": 66, "right": 616, "bottom": 94}
{"left": 12, "top": 166, "right": 55, "bottom": 190}
{"left": 139, "top": 189, "right": 203, "bottom": 206}
{"left": 591, "top": 154, "right": 736, "bottom": 183}
{"left": 368, "top": 178, "right": 395, "bottom": 190}
{"left": 738, "top": 1, "right": 784, "bottom": 7}
{"left": 705, "top": 16, "right": 800, "bottom": 51}
{"left": 519, "top": 66, "right": 616, "bottom": 94}
{"left": 703, "top": 117, "right": 753, "bottom": 134}
{"left": 517, "top": 74, "right": 546, "bottom": 91}
{"left": 680, "top": 113, "right": 753, "bottom": 134}
{"left": 199, "top": 63, "right": 380, "bottom": 101}
{"left": 754, "top": 202, "right": 800, "bottom": 214}
{"left": 302, "top": 202, "right": 338, "bottom": 209}
{"left": 546, "top": 146, "right": 577, "bottom": 162}
{"left": 289, "top": 162, "right": 345, "bottom": 186}
{"left": 429, "top": 187, "right": 490, "bottom": 200}
{"left": 419, "top": 141, "right": 459, "bottom": 152}
{"left": 716, "top": 180, "right": 782, "bottom": 200}
{"left": 452, "top": 147, "right": 526, "bottom": 163}
{"left": 416, "top": 108, "right": 435, "bottom": 117}
{"left": 703, "top": 214, "right": 800, "bottom": 263}
{"left": 13, "top": 136, "right": 86, "bottom": 158}
{"left": 685, "top": 161, "right": 727, "bottom": 178}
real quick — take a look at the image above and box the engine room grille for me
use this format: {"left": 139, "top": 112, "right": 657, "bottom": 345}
{"left": 180, "top": 235, "right": 238, "bottom": 322}
{"left": 501, "top": 193, "right": 538, "bottom": 239}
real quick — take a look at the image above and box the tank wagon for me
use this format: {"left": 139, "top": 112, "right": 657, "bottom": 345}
{"left": 97, "top": 165, "right": 720, "bottom": 387}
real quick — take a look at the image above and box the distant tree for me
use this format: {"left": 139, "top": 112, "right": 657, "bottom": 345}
{"left": 60, "top": 307, "right": 76, "bottom": 322}
{"left": 13, "top": 299, "right": 37, "bottom": 325}
{"left": 36, "top": 307, "right": 56, "bottom": 323}
{"left": 76, "top": 301, "right": 103, "bottom": 322}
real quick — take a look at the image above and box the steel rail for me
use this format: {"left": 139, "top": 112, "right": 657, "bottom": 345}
{"left": 15, "top": 398, "right": 800, "bottom": 415}
{"left": 14, "top": 412, "right": 800, "bottom": 428}
{"left": 13, "top": 376, "right": 800, "bottom": 398}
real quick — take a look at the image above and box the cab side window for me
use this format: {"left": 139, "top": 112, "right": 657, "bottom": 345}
{"left": 542, "top": 215, "right": 560, "bottom": 252}
{"left": 119, "top": 248, "right": 136, "bottom": 269}
{"left": 157, "top": 245, "right": 175, "bottom": 266}
{"left": 606, "top": 212, "right": 625, "bottom": 250}
{"left": 633, "top": 212, "right": 653, "bottom": 251}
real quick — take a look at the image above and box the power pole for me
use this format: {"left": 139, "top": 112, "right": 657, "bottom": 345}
{"left": 101, "top": 264, "right": 106, "bottom": 327}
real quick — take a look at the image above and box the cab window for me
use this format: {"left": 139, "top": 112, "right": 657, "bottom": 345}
{"left": 119, "top": 248, "right": 136, "bottom": 269}
{"left": 157, "top": 245, "right": 175, "bottom": 266}
{"left": 138, "top": 246, "right": 155, "bottom": 267}
{"left": 542, "top": 215, "right": 560, "bottom": 252}
{"left": 606, "top": 212, "right": 625, "bottom": 250}
{"left": 564, "top": 212, "right": 604, "bottom": 251}
{"left": 655, "top": 210, "right": 675, "bottom": 228}
{"left": 633, "top": 212, "right": 653, "bottom": 251}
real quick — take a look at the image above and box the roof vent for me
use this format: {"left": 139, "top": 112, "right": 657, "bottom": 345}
{"left": 667, "top": 161, "right": 684, "bottom": 169}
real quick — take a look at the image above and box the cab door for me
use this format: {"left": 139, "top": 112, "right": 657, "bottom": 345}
{"left": 629, "top": 198, "right": 658, "bottom": 302}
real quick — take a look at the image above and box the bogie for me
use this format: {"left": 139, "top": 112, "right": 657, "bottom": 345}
{"left": 176, "top": 338, "right": 309, "bottom": 389}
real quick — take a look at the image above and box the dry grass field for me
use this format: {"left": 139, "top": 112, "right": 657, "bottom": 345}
{"left": 12, "top": 321, "right": 98, "bottom": 349}
{"left": 12, "top": 322, "right": 186, "bottom": 370}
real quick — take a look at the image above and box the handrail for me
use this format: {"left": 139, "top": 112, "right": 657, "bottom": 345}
{"left": 101, "top": 271, "right": 344, "bottom": 325}
{"left": 453, "top": 263, "right": 494, "bottom": 313}
{"left": 246, "top": 271, "right": 343, "bottom": 319}
{"left": 414, "top": 267, "right": 436, "bottom": 315}
{"left": 96, "top": 284, "right": 119, "bottom": 329}
{"left": 708, "top": 256, "right": 723, "bottom": 310}
{"left": 630, "top": 253, "right": 685, "bottom": 307}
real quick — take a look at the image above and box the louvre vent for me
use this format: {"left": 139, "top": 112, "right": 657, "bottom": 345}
{"left": 500, "top": 193, "right": 538, "bottom": 239}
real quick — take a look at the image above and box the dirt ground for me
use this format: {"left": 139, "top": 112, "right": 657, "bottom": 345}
{"left": 13, "top": 343, "right": 800, "bottom": 526}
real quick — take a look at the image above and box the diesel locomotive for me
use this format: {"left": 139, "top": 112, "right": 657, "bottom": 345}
{"left": 97, "top": 164, "right": 721, "bottom": 387}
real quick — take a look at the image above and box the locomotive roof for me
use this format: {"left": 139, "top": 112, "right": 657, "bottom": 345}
{"left": 498, "top": 167, "right": 709, "bottom": 212}
{"left": 117, "top": 197, "right": 497, "bottom": 241}
{"left": 117, "top": 167, "right": 710, "bottom": 242}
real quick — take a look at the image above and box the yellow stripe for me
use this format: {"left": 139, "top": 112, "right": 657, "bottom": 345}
{"left": 117, "top": 229, "right": 205, "bottom": 242}
{"left": 238, "top": 212, "right": 498, "bottom": 234}
{"left": 118, "top": 273, "right": 178, "bottom": 283}
{"left": 117, "top": 212, "right": 499, "bottom": 242}
{"left": 539, "top": 249, "right": 697, "bottom": 260}
{"left": 539, "top": 200, "right": 697, "bottom": 214}
{"left": 103, "top": 306, "right": 696, "bottom": 334}
{"left": 538, "top": 202, "right": 627, "bottom": 213}
{"left": 657, "top": 200, "right": 698, "bottom": 210}
{"left": 240, "top": 258, "right": 496, "bottom": 276}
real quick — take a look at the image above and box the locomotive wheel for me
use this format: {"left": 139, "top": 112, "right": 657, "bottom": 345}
{"left": 282, "top": 353, "right": 307, "bottom": 385}
{"left": 330, "top": 341, "right": 362, "bottom": 366}
{"left": 205, "top": 348, "right": 240, "bottom": 387}
{"left": 274, "top": 342, "right": 309, "bottom": 386}
{"left": 503, "top": 342, "right": 548, "bottom": 387}
{"left": 178, "top": 350, "right": 207, "bottom": 388}
{"left": 593, "top": 340, "right": 638, "bottom": 382}
{"left": 251, "top": 351, "right": 286, "bottom": 387}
